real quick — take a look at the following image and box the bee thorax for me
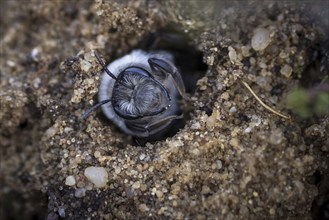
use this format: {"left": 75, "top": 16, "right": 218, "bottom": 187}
{"left": 134, "top": 83, "right": 168, "bottom": 113}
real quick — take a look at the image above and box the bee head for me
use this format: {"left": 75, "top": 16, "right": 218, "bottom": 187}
{"left": 112, "top": 67, "right": 171, "bottom": 119}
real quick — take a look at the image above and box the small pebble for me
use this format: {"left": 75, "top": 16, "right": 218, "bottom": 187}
{"left": 80, "top": 60, "right": 92, "bottom": 72}
{"left": 33, "top": 78, "right": 41, "bottom": 89}
{"left": 244, "top": 127, "right": 252, "bottom": 133}
{"left": 64, "top": 127, "right": 73, "bottom": 133}
{"left": 139, "top": 153, "right": 146, "bottom": 161}
{"left": 84, "top": 51, "right": 94, "bottom": 61}
{"left": 139, "top": 204, "right": 150, "bottom": 212}
{"left": 155, "top": 190, "right": 164, "bottom": 199}
{"left": 228, "top": 46, "right": 238, "bottom": 64}
{"left": 206, "top": 116, "right": 216, "bottom": 129}
{"left": 132, "top": 181, "right": 141, "bottom": 189}
{"left": 216, "top": 160, "right": 223, "bottom": 169}
{"left": 229, "top": 106, "right": 237, "bottom": 113}
{"left": 84, "top": 166, "right": 108, "bottom": 188}
{"left": 206, "top": 56, "right": 214, "bottom": 66}
{"left": 6, "top": 60, "right": 16, "bottom": 67}
{"left": 75, "top": 188, "right": 86, "bottom": 198}
{"left": 65, "top": 175, "right": 76, "bottom": 186}
{"left": 191, "top": 122, "right": 201, "bottom": 130}
{"left": 269, "top": 128, "right": 283, "bottom": 145}
{"left": 114, "top": 166, "right": 121, "bottom": 174}
{"left": 58, "top": 207, "right": 65, "bottom": 218}
{"left": 280, "top": 64, "right": 293, "bottom": 78}
{"left": 241, "top": 46, "right": 251, "bottom": 57}
{"left": 230, "top": 138, "right": 240, "bottom": 148}
{"left": 31, "top": 47, "right": 39, "bottom": 60}
{"left": 252, "top": 28, "right": 271, "bottom": 51}
{"left": 201, "top": 185, "right": 211, "bottom": 194}
{"left": 94, "top": 151, "right": 101, "bottom": 158}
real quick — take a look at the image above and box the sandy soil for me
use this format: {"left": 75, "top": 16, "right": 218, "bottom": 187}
{"left": 0, "top": 0, "right": 328, "bottom": 219}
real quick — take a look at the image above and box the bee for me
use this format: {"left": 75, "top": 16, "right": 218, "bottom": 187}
{"left": 81, "top": 50, "right": 186, "bottom": 138}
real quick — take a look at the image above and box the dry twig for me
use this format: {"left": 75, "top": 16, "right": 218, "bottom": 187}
{"left": 241, "top": 80, "right": 291, "bottom": 120}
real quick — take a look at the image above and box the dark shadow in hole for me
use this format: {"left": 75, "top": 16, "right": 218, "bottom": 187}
{"left": 310, "top": 169, "right": 329, "bottom": 220}
{"left": 139, "top": 24, "right": 208, "bottom": 94}
{"left": 19, "top": 120, "right": 29, "bottom": 130}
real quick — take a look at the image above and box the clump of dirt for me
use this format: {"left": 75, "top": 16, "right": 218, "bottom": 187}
{"left": 0, "top": 1, "right": 328, "bottom": 219}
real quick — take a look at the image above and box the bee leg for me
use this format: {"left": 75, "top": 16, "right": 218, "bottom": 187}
{"left": 134, "top": 138, "right": 144, "bottom": 147}
{"left": 148, "top": 58, "right": 187, "bottom": 99}
{"left": 80, "top": 99, "right": 112, "bottom": 120}
{"left": 128, "top": 114, "right": 183, "bottom": 138}
{"left": 144, "top": 114, "right": 184, "bottom": 133}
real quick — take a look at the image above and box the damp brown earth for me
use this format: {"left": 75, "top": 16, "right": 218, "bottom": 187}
{"left": 0, "top": 1, "right": 328, "bottom": 219}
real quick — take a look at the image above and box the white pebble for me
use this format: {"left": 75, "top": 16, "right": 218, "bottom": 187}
{"left": 228, "top": 46, "right": 238, "bottom": 64}
{"left": 241, "top": 46, "right": 251, "bottom": 57}
{"left": 252, "top": 28, "right": 271, "bottom": 51}
{"left": 6, "top": 60, "right": 16, "bottom": 67}
{"left": 139, "top": 153, "right": 146, "bottom": 161}
{"left": 280, "top": 64, "right": 293, "bottom": 78}
{"left": 206, "top": 56, "right": 214, "bottom": 66}
{"left": 114, "top": 166, "right": 121, "bottom": 174}
{"left": 191, "top": 122, "right": 201, "bottom": 130}
{"left": 75, "top": 188, "right": 86, "bottom": 198}
{"left": 244, "top": 127, "right": 252, "bottom": 133}
{"left": 45, "top": 127, "right": 57, "bottom": 138}
{"left": 33, "top": 78, "right": 41, "bottom": 89}
{"left": 229, "top": 106, "right": 237, "bottom": 113}
{"left": 64, "top": 127, "right": 73, "bottom": 133}
{"left": 65, "top": 175, "right": 76, "bottom": 186}
{"left": 81, "top": 60, "right": 92, "bottom": 72}
{"left": 132, "top": 181, "right": 141, "bottom": 189}
{"left": 84, "top": 166, "right": 108, "bottom": 188}
{"left": 97, "top": 10, "right": 104, "bottom": 16}
{"left": 84, "top": 51, "right": 94, "bottom": 62}
{"left": 216, "top": 160, "right": 223, "bottom": 169}
{"left": 31, "top": 47, "right": 39, "bottom": 60}
{"left": 58, "top": 207, "right": 65, "bottom": 218}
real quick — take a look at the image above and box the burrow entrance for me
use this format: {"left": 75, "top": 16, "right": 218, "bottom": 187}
{"left": 99, "top": 24, "right": 208, "bottom": 145}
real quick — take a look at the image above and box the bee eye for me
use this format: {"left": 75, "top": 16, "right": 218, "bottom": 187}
{"left": 124, "top": 67, "right": 151, "bottom": 77}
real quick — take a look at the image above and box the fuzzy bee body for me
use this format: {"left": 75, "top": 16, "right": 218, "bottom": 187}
{"left": 98, "top": 50, "right": 185, "bottom": 137}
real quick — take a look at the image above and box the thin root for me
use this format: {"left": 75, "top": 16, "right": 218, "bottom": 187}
{"left": 241, "top": 80, "right": 291, "bottom": 120}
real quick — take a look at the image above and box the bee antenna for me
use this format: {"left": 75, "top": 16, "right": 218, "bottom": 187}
{"left": 94, "top": 50, "right": 133, "bottom": 89}
{"left": 94, "top": 51, "right": 119, "bottom": 81}
{"left": 80, "top": 99, "right": 111, "bottom": 120}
